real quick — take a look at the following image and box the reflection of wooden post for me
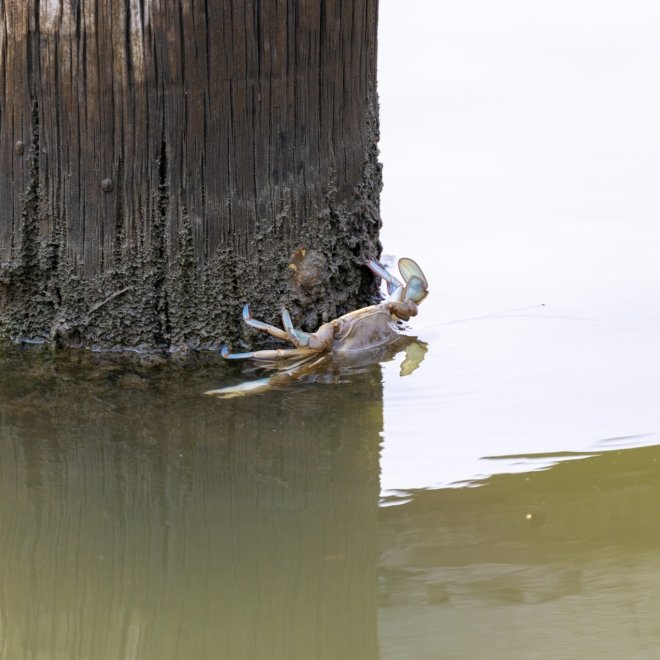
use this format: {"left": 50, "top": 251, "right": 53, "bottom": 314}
{"left": 0, "top": 359, "right": 382, "bottom": 659}
{"left": 0, "top": 1, "right": 381, "bottom": 349}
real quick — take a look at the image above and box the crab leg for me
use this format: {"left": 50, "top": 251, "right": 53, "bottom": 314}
{"left": 221, "top": 345, "right": 318, "bottom": 360}
{"left": 207, "top": 354, "right": 326, "bottom": 397}
{"left": 205, "top": 378, "right": 273, "bottom": 397}
{"left": 242, "top": 304, "right": 291, "bottom": 343}
{"left": 367, "top": 259, "right": 403, "bottom": 297}
{"left": 281, "top": 308, "right": 314, "bottom": 347}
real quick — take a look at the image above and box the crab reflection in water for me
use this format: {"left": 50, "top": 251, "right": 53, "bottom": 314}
{"left": 206, "top": 257, "right": 428, "bottom": 398}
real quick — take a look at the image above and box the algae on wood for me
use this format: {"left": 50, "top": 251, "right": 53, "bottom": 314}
{"left": 0, "top": 0, "right": 382, "bottom": 351}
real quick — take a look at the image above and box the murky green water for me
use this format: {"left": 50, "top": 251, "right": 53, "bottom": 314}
{"left": 0, "top": 346, "right": 382, "bottom": 659}
{"left": 379, "top": 448, "right": 660, "bottom": 659}
{"left": 1, "top": 344, "right": 660, "bottom": 659}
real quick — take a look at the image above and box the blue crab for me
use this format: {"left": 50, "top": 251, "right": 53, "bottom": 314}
{"left": 205, "top": 257, "right": 428, "bottom": 397}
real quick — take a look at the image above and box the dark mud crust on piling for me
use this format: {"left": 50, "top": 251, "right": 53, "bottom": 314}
{"left": 0, "top": 1, "right": 382, "bottom": 354}
{"left": 0, "top": 109, "right": 382, "bottom": 353}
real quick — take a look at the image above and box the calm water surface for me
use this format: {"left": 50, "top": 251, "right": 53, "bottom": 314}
{"left": 0, "top": 348, "right": 382, "bottom": 659}
{"left": 1, "top": 307, "right": 659, "bottom": 660}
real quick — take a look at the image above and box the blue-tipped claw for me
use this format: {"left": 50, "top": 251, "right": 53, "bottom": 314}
{"left": 281, "top": 308, "right": 312, "bottom": 347}
{"left": 281, "top": 308, "right": 294, "bottom": 331}
{"left": 221, "top": 345, "right": 255, "bottom": 360}
{"left": 242, "top": 304, "right": 290, "bottom": 341}
{"left": 242, "top": 303, "right": 271, "bottom": 331}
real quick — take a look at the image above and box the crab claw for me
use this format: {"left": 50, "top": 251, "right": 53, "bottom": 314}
{"left": 281, "top": 308, "right": 312, "bottom": 347}
{"left": 398, "top": 258, "right": 428, "bottom": 304}
{"left": 220, "top": 345, "right": 256, "bottom": 360}
{"left": 403, "top": 276, "right": 428, "bottom": 304}
{"left": 398, "top": 258, "right": 428, "bottom": 289}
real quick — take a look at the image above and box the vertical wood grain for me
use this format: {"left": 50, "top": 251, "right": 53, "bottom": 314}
{"left": 0, "top": 0, "right": 382, "bottom": 349}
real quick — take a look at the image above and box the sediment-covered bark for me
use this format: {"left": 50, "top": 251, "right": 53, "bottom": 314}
{"left": 0, "top": 0, "right": 381, "bottom": 351}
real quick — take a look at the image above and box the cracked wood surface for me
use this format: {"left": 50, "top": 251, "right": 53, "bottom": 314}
{"left": 0, "top": 0, "right": 382, "bottom": 351}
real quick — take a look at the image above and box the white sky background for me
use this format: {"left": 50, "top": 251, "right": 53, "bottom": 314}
{"left": 377, "top": 0, "right": 660, "bottom": 492}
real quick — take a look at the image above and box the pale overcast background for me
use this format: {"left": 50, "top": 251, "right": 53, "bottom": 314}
{"left": 376, "top": 0, "right": 660, "bottom": 492}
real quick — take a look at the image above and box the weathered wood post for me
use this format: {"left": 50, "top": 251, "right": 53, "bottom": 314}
{"left": 0, "top": 0, "right": 381, "bottom": 350}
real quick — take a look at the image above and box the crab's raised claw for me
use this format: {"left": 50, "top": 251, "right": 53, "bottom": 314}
{"left": 367, "top": 259, "right": 403, "bottom": 297}
{"left": 243, "top": 304, "right": 290, "bottom": 342}
{"left": 403, "top": 275, "right": 428, "bottom": 304}
{"left": 398, "top": 258, "right": 428, "bottom": 290}
{"left": 281, "top": 308, "right": 313, "bottom": 347}
{"left": 221, "top": 345, "right": 256, "bottom": 360}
